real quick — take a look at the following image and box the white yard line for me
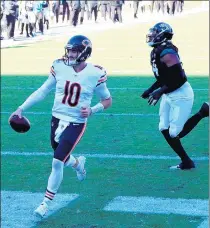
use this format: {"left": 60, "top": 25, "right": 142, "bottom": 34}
{"left": 1, "top": 111, "right": 209, "bottom": 117}
{"left": 104, "top": 196, "right": 209, "bottom": 228}
{"left": 1, "top": 87, "right": 208, "bottom": 91}
{"left": 1, "top": 191, "right": 79, "bottom": 228}
{"left": 1, "top": 151, "right": 208, "bottom": 161}
{"left": 1, "top": 111, "right": 159, "bottom": 116}
{"left": 104, "top": 196, "right": 209, "bottom": 216}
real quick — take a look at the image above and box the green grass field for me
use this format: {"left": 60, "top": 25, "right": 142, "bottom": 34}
{"left": 1, "top": 75, "right": 209, "bottom": 228}
{"left": 1, "top": 4, "right": 209, "bottom": 227}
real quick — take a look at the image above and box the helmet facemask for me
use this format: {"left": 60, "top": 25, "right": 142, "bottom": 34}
{"left": 146, "top": 27, "right": 173, "bottom": 47}
{"left": 64, "top": 39, "right": 92, "bottom": 66}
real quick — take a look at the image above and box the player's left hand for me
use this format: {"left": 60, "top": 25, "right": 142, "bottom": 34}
{"left": 80, "top": 107, "right": 92, "bottom": 118}
{"left": 148, "top": 89, "right": 163, "bottom": 106}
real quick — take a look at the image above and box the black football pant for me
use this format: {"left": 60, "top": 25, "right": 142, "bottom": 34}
{"left": 51, "top": 116, "right": 86, "bottom": 163}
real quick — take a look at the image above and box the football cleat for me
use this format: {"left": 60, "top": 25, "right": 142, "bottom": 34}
{"left": 199, "top": 102, "right": 209, "bottom": 118}
{"left": 170, "top": 160, "right": 195, "bottom": 170}
{"left": 34, "top": 202, "right": 48, "bottom": 218}
{"left": 75, "top": 156, "right": 86, "bottom": 181}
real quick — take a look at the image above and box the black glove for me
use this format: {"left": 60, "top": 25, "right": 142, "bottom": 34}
{"left": 148, "top": 89, "right": 163, "bottom": 106}
{"left": 141, "top": 89, "right": 151, "bottom": 99}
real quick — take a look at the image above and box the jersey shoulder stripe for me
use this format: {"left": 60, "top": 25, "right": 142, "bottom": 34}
{"left": 160, "top": 48, "right": 177, "bottom": 58}
{"left": 50, "top": 66, "right": 56, "bottom": 77}
{"left": 96, "top": 74, "right": 107, "bottom": 87}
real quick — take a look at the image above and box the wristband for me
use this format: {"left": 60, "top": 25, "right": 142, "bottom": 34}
{"left": 90, "top": 103, "right": 104, "bottom": 115}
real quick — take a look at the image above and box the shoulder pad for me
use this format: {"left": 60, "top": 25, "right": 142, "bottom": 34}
{"left": 94, "top": 65, "right": 107, "bottom": 76}
{"left": 160, "top": 48, "right": 177, "bottom": 58}
{"left": 54, "top": 58, "right": 64, "bottom": 64}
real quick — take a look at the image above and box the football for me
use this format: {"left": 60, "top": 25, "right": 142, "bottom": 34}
{"left": 9, "top": 115, "right": 30, "bottom": 133}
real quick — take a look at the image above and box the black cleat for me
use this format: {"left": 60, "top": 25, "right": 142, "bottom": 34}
{"left": 199, "top": 102, "right": 209, "bottom": 118}
{"left": 170, "top": 159, "right": 195, "bottom": 170}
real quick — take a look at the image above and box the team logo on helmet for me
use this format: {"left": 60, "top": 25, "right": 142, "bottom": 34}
{"left": 82, "top": 39, "right": 91, "bottom": 47}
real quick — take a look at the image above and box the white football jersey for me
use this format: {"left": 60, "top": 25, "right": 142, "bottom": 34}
{"left": 50, "top": 59, "right": 109, "bottom": 123}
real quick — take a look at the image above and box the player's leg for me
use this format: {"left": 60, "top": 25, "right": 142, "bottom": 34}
{"left": 159, "top": 95, "right": 182, "bottom": 159}
{"left": 167, "top": 98, "right": 195, "bottom": 169}
{"left": 179, "top": 102, "right": 209, "bottom": 138}
{"left": 34, "top": 118, "right": 86, "bottom": 217}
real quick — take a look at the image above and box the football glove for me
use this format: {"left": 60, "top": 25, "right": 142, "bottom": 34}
{"left": 141, "top": 89, "right": 151, "bottom": 99}
{"left": 148, "top": 89, "right": 163, "bottom": 106}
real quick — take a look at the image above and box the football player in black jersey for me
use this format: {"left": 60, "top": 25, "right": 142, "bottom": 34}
{"left": 141, "top": 22, "right": 209, "bottom": 170}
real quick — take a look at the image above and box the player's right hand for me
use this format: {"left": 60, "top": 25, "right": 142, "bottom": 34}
{"left": 141, "top": 89, "right": 151, "bottom": 99}
{"left": 80, "top": 107, "right": 91, "bottom": 118}
{"left": 8, "top": 108, "right": 23, "bottom": 122}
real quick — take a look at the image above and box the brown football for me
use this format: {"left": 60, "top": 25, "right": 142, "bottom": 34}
{"left": 9, "top": 115, "right": 30, "bottom": 133}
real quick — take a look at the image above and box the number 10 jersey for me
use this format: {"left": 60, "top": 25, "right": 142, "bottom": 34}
{"left": 50, "top": 59, "right": 108, "bottom": 123}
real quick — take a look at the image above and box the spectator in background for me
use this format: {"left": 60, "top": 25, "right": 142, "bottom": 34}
{"left": 34, "top": 1, "right": 45, "bottom": 34}
{"left": 155, "top": 0, "right": 165, "bottom": 14}
{"left": 53, "top": 0, "right": 60, "bottom": 24}
{"left": 43, "top": 0, "right": 50, "bottom": 29}
{"left": 139, "top": 0, "right": 145, "bottom": 14}
{"left": 167, "top": 0, "right": 176, "bottom": 15}
{"left": 100, "top": 1, "right": 111, "bottom": 21}
{"left": 4, "top": 0, "right": 19, "bottom": 40}
{"left": 133, "top": 0, "right": 140, "bottom": 19}
{"left": 148, "top": 0, "right": 155, "bottom": 13}
{"left": 70, "top": 0, "right": 80, "bottom": 27}
{"left": 62, "top": 0, "right": 70, "bottom": 23}
{"left": 88, "top": 0, "right": 98, "bottom": 23}
{"left": 80, "top": 0, "right": 87, "bottom": 24}
{"left": 110, "top": 0, "right": 124, "bottom": 23}
{"left": 25, "top": 1, "right": 36, "bottom": 37}
{"left": 0, "top": 0, "right": 5, "bottom": 40}
{"left": 19, "top": 1, "right": 28, "bottom": 36}
{"left": 176, "top": 0, "right": 184, "bottom": 13}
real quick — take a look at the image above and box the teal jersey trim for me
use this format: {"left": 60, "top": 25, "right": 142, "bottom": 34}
{"left": 160, "top": 48, "right": 177, "bottom": 58}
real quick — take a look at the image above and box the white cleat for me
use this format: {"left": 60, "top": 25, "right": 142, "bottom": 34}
{"left": 34, "top": 202, "right": 48, "bottom": 218}
{"left": 76, "top": 156, "right": 86, "bottom": 181}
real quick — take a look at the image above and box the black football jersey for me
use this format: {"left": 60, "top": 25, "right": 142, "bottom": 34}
{"left": 150, "top": 41, "right": 187, "bottom": 90}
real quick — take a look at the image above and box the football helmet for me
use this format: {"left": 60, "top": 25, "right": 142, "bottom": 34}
{"left": 146, "top": 22, "right": 173, "bottom": 47}
{"left": 64, "top": 35, "right": 92, "bottom": 66}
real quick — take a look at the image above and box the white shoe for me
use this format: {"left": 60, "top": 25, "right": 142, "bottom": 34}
{"left": 75, "top": 156, "right": 86, "bottom": 181}
{"left": 34, "top": 202, "right": 48, "bottom": 217}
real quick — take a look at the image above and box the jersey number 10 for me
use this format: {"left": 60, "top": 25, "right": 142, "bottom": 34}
{"left": 62, "top": 81, "right": 81, "bottom": 107}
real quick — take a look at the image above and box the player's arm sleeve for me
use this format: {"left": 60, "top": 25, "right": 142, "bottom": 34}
{"left": 94, "top": 82, "right": 111, "bottom": 100}
{"left": 160, "top": 48, "right": 178, "bottom": 58}
{"left": 19, "top": 75, "right": 56, "bottom": 111}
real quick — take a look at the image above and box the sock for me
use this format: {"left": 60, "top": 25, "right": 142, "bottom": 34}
{"left": 44, "top": 158, "right": 64, "bottom": 202}
{"left": 179, "top": 113, "right": 203, "bottom": 138}
{"left": 64, "top": 155, "right": 79, "bottom": 168}
{"left": 161, "top": 129, "right": 190, "bottom": 161}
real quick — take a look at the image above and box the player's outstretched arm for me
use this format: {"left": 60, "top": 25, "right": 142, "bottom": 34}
{"left": 8, "top": 76, "right": 56, "bottom": 122}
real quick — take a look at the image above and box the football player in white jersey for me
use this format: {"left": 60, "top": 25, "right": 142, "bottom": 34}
{"left": 9, "top": 35, "right": 112, "bottom": 217}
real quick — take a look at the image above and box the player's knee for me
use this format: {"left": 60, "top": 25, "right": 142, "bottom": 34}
{"left": 159, "top": 122, "right": 169, "bottom": 132}
{"left": 52, "top": 158, "right": 64, "bottom": 170}
{"left": 169, "top": 126, "right": 182, "bottom": 138}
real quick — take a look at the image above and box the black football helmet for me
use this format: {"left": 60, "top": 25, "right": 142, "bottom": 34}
{"left": 64, "top": 35, "right": 92, "bottom": 66}
{"left": 146, "top": 22, "right": 173, "bottom": 47}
